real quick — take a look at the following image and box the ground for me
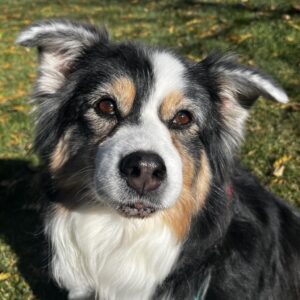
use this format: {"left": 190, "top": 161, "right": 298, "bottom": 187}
{"left": 0, "top": 0, "right": 299, "bottom": 299}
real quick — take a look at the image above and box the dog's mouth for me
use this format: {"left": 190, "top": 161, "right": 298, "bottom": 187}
{"left": 116, "top": 202, "right": 158, "bottom": 218}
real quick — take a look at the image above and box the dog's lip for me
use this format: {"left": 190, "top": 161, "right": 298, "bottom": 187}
{"left": 116, "top": 202, "right": 158, "bottom": 218}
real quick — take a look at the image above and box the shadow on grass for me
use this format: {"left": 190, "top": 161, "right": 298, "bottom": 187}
{"left": 0, "top": 159, "right": 66, "bottom": 300}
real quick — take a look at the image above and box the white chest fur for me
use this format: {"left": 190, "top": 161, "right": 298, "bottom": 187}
{"left": 46, "top": 205, "right": 181, "bottom": 300}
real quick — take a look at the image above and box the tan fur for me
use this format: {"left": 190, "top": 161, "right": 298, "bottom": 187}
{"left": 163, "top": 138, "right": 211, "bottom": 241}
{"left": 193, "top": 152, "right": 211, "bottom": 212}
{"left": 107, "top": 77, "right": 136, "bottom": 115}
{"left": 160, "top": 91, "right": 184, "bottom": 120}
{"left": 50, "top": 129, "right": 74, "bottom": 172}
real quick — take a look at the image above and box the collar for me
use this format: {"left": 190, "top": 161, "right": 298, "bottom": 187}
{"left": 226, "top": 184, "right": 233, "bottom": 201}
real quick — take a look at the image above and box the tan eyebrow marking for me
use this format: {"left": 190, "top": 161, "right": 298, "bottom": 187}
{"left": 160, "top": 91, "right": 184, "bottom": 120}
{"left": 106, "top": 77, "right": 136, "bottom": 115}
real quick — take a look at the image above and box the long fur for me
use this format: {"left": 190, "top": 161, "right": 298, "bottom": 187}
{"left": 17, "top": 20, "right": 300, "bottom": 300}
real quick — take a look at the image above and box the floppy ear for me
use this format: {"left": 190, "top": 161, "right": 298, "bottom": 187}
{"left": 198, "top": 54, "right": 288, "bottom": 178}
{"left": 204, "top": 54, "right": 288, "bottom": 107}
{"left": 202, "top": 54, "right": 288, "bottom": 149}
{"left": 16, "top": 20, "right": 108, "bottom": 94}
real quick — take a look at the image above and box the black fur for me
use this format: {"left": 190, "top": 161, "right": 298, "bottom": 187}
{"left": 155, "top": 164, "right": 300, "bottom": 299}
{"left": 17, "top": 20, "right": 300, "bottom": 299}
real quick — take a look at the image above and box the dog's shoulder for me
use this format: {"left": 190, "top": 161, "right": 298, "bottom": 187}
{"left": 156, "top": 163, "right": 300, "bottom": 299}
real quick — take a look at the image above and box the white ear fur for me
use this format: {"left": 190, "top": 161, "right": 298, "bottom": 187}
{"left": 16, "top": 20, "right": 108, "bottom": 94}
{"left": 16, "top": 21, "right": 102, "bottom": 47}
{"left": 216, "top": 66, "right": 288, "bottom": 104}
{"left": 206, "top": 54, "right": 288, "bottom": 105}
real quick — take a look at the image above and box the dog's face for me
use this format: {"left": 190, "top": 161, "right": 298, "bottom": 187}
{"left": 17, "top": 21, "right": 287, "bottom": 235}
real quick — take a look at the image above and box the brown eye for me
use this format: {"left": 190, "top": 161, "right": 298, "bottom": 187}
{"left": 97, "top": 98, "right": 116, "bottom": 116}
{"left": 172, "top": 110, "right": 193, "bottom": 127}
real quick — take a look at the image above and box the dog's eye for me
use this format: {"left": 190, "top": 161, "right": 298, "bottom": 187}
{"left": 171, "top": 110, "right": 193, "bottom": 127}
{"left": 96, "top": 98, "right": 117, "bottom": 116}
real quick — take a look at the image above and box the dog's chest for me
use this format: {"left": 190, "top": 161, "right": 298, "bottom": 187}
{"left": 47, "top": 206, "right": 180, "bottom": 300}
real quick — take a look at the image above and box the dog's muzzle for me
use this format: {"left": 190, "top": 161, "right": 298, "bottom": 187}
{"left": 119, "top": 151, "right": 166, "bottom": 195}
{"left": 116, "top": 151, "right": 166, "bottom": 218}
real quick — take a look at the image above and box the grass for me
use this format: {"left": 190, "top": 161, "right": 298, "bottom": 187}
{"left": 0, "top": 0, "right": 299, "bottom": 299}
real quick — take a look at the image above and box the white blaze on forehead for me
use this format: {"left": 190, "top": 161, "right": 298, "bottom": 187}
{"left": 144, "top": 51, "right": 186, "bottom": 113}
{"left": 134, "top": 51, "right": 186, "bottom": 205}
{"left": 140, "top": 51, "right": 187, "bottom": 146}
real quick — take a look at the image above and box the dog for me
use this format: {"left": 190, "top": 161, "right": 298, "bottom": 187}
{"left": 17, "top": 20, "right": 300, "bottom": 300}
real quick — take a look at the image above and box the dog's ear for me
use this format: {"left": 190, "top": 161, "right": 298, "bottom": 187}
{"left": 16, "top": 20, "right": 109, "bottom": 94}
{"left": 202, "top": 54, "right": 288, "bottom": 108}
{"left": 199, "top": 54, "right": 288, "bottom": 173}
{"left": 204, "top": 54, "right": 287, "bottom": 139}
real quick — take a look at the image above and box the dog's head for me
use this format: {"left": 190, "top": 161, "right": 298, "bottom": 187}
{"left": 17, "top": 20, "right": 287, "bottom": 237}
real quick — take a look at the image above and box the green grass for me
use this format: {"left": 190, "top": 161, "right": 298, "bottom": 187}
{"left": 0, "top": 0, "right": 299, "bottom": 299}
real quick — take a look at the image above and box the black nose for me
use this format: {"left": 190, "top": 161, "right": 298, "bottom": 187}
{"left": 119, "top": 151, "right": 166, "bottom": 195}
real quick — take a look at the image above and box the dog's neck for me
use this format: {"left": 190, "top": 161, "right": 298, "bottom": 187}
{"left": 46, "top": 203, "right": 181, "bottom": 300}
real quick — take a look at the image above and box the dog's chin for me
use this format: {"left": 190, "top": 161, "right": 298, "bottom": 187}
{"left": 96, "top": 188, "right": 163, "bottom": 218}
{"left": 115, "top": 202, "right": 159, "bottom": 219}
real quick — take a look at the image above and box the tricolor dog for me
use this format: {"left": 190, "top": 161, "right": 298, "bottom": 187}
{"left": 17, "top": 20, "right": 300, "bottom": 299}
